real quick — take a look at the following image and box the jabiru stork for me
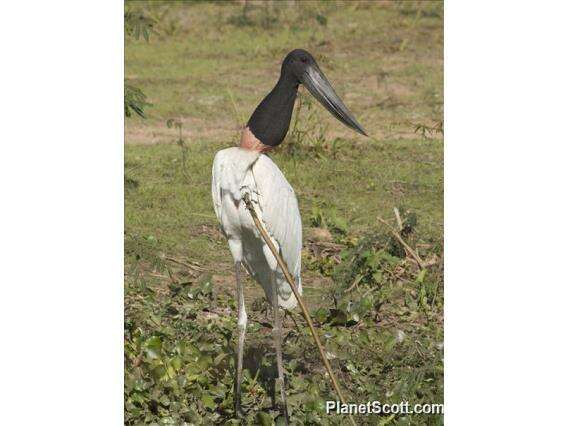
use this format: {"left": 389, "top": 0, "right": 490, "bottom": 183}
{"left": 211, "top": 48, "right": 366, "bottom": 422}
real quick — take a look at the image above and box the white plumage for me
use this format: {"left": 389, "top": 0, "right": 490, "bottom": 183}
{"left": 211, "top": 147, "right": 302, "bottom": 309}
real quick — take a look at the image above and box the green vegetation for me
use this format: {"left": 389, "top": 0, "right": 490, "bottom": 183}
{"left": 125, "top": 1, "right": 443, "bottom": 425}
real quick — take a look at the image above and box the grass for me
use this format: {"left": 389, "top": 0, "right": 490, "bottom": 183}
{"left": 125, "top": 1, "right": 443, "bottom": 144}
{"left": 125, "top": 1, "right": 443, "bottom": 425}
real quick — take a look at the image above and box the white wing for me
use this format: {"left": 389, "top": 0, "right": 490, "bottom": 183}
{"left": 211, "top": 148, "right": 302, "bottom": 308}
{"left": 212, "top": 147, "right": 260, "bottom": 237}
{"left": 251, "top": 155, "right": 302, "bottom": 285}
{"left": 211, "top": 151, "right": 225, "bottom": 230}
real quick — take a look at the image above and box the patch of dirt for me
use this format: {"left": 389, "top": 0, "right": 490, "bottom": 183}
{"left": 125, "top": 116, "right": 240, "bottom": 145}
{"left": 189, "top": 224, "right": 224, "bottom": 241}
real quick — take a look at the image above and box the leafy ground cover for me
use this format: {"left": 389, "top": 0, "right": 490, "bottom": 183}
{"left": 125, "top": 1, "right": 443, "bottom": 425}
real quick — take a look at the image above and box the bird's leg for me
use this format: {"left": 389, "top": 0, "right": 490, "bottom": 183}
{"left": 271, "top": 273, "right": 289, "bottom": 425}
{"left": 234, "top": 261, "right": 247, "bottom": 417}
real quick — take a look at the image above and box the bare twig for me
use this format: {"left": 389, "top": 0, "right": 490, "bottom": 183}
{"left": 243, "top": 193, "right": 356, "bottom": 426}
{"left": 344, "top": 274, "right": 363, "bottom": 294}
{"left": 165, "top": 256, "right": 205, "bottom": 272}
{"left": 393, "top": 207, "right": 403, "bottom": 231}
{"left": 148, "top": 272, "right": 168, "bottom": 279}
{"left": 377, "top": 216, "right": 425, "bottom": 269}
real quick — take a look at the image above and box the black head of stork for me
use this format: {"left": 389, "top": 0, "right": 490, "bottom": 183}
{"left": 246, "top": 49, "right": 367, "bottom": 148}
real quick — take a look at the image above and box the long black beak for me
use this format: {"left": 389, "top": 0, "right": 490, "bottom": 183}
{"left": 301, "top": 64, "right": 367, "bottom": 137}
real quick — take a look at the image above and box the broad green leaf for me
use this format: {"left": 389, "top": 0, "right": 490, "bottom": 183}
{"left": 416, "top": 269, "right": 427, "bottom": 283}
{"left": 256, "top": 412, "right": 273, "bottom": 426}
{"left": 201, "top": 394, "right": 216, "bottom": 410}
{"left": 170, "top": 356, "right": 182, "bottom": 371}
{"left": 144, "top": 336, "right": 162, "bottom": 359}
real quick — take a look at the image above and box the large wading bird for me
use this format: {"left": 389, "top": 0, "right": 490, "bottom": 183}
{"left": 211, "top": 49, "right": 366, "bottom": 422}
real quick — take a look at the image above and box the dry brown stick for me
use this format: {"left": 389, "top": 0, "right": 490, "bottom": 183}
{"left": 243, "top": 194, "right": 356, "bottom": 426}
{"left": 344, "top": 274, "right": 363, "bottom": 294}
{"left": 377, "top": 216, "right": 425, "bottom": 269}
{"left": 165, "top": 256, "right": 204, "bottom": 272}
